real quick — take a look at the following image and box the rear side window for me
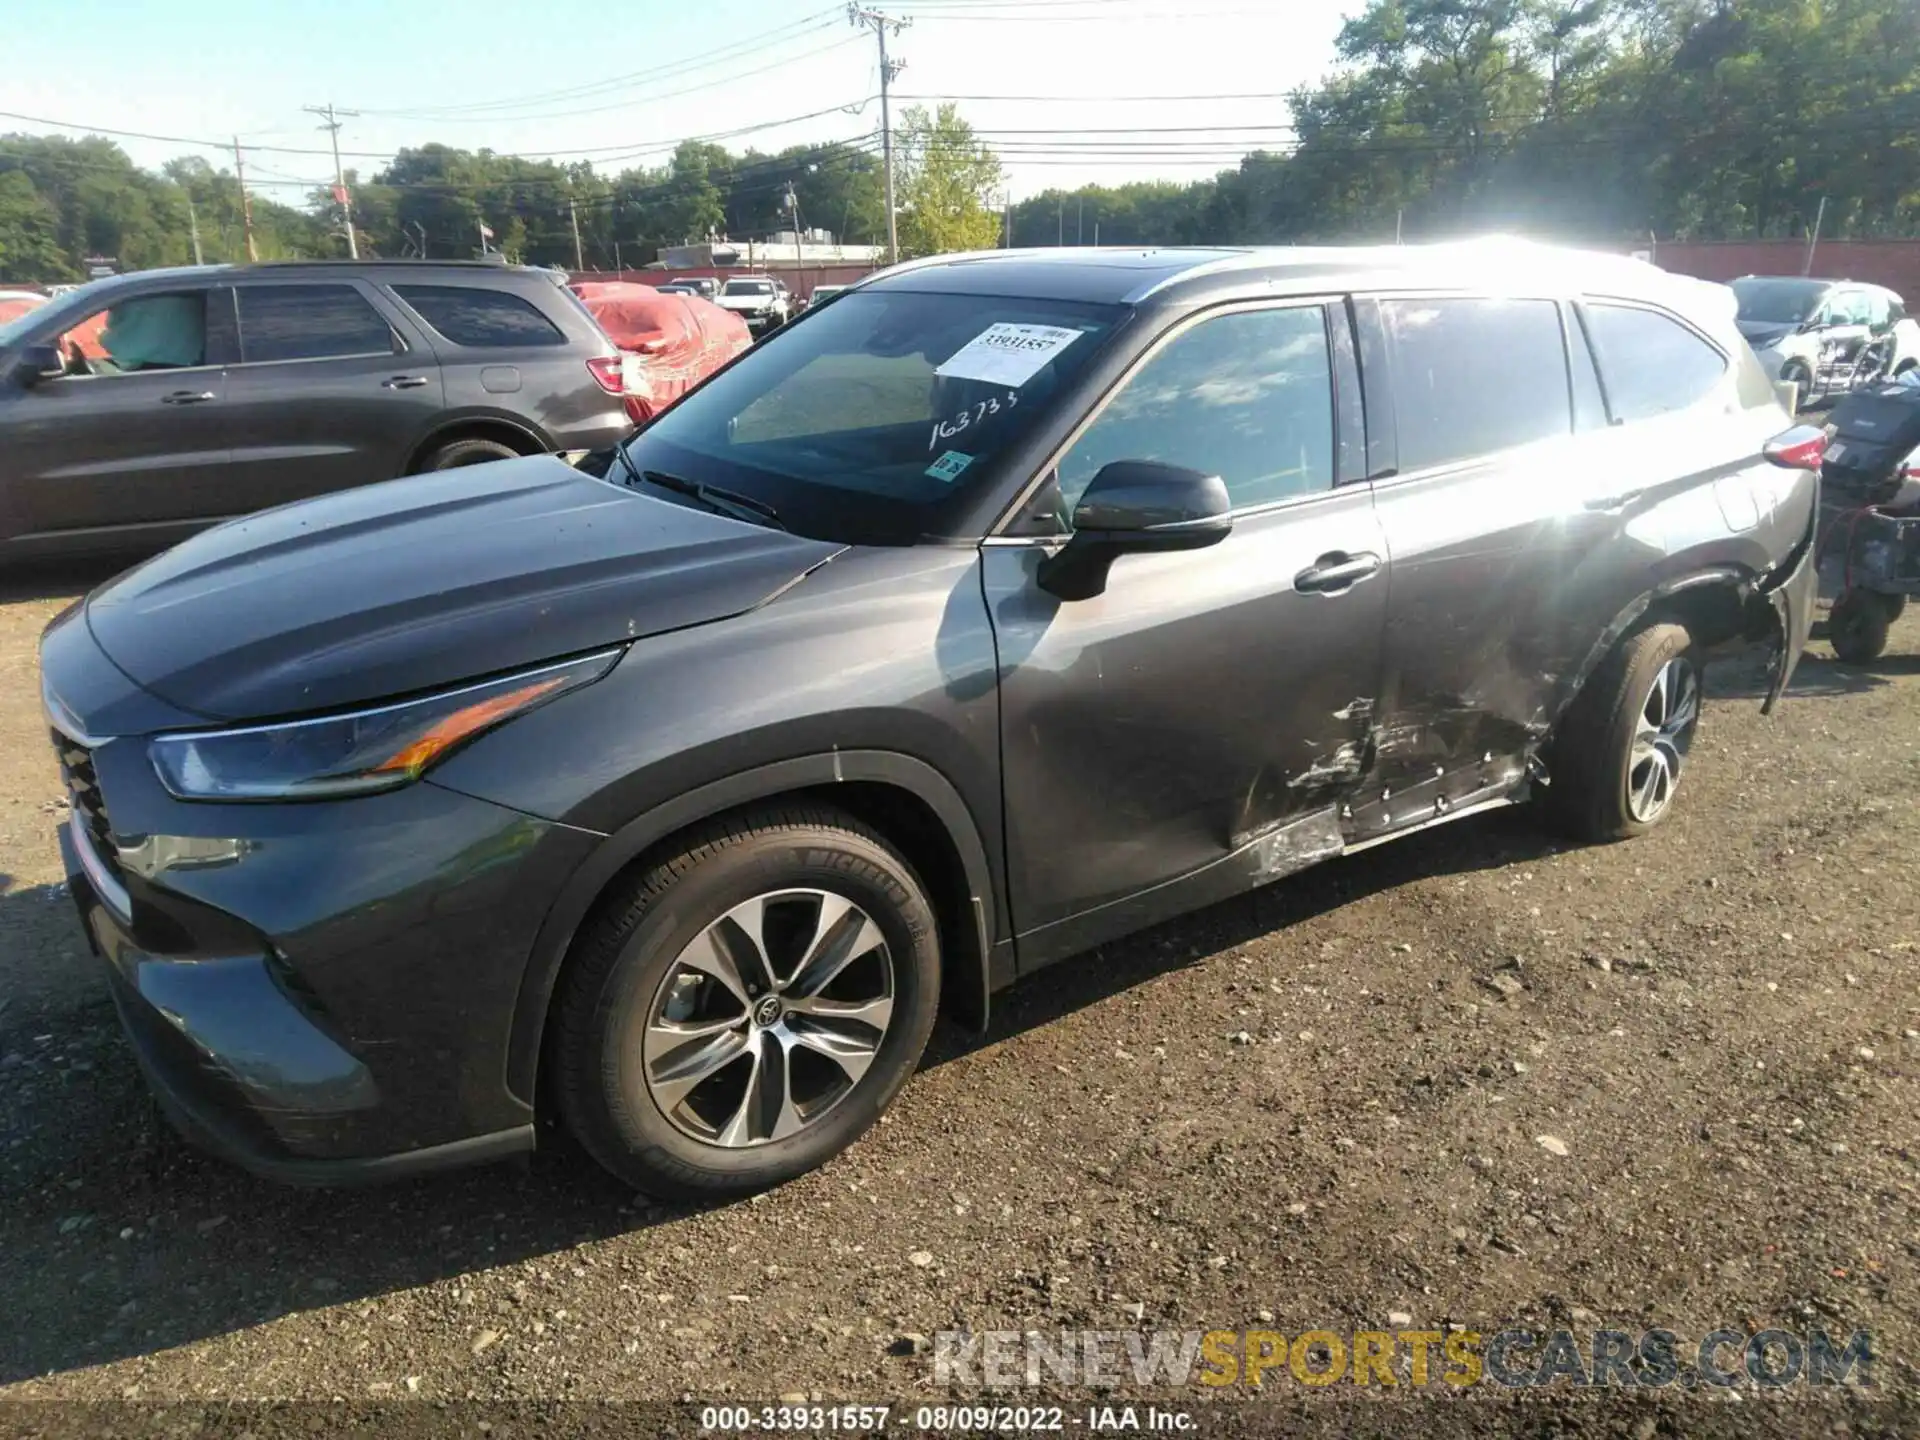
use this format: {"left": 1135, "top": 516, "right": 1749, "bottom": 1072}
{"left": 1583, "top": 303, "right": 1727, "bottom": 423}
{"left": 1059, "top": 305, "right": 1336, "bottom": 513}
{"left": 394, "top": 285, "right": 566, "bottom": 347}
{"left": 1380, "top": 298, "right": 1571, "bottom": 471}
{"left": 236, "top": 284, "right": 396, "bottom": 363}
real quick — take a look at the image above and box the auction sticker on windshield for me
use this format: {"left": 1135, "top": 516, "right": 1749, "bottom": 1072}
{"left": 936, "top": 323, "right": 1084, "bottom": 387}
{"left": 926, "top": 450, "right": 976, "bottom": 483}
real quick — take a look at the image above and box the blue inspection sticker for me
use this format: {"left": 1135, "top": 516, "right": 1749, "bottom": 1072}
{"left": 926, "top": 450, "right": 976, "bottom": 483}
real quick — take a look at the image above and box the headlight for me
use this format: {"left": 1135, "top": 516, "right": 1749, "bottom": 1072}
{"left": 149, "top": 649, "right": 620, "bottom": 802}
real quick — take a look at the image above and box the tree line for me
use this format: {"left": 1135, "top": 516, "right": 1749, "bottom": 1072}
{"left": 3, "top": 0, "right": 1918, "bottom": 285}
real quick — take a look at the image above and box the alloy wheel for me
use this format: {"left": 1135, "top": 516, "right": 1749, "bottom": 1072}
{"left": 642, "top": 889, "right": 895, "bottom": 1147}
{"left": 1626, "top": 657, "right": 1699, "bottom": 824}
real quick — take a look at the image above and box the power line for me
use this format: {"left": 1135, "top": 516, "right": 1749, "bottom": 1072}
{"left": 354, "top": 9, "right": 847, "bottom": 117}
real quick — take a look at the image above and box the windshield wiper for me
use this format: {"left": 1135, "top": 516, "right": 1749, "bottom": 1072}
{"left": 637, "top": 467, "right": 786, "bottom": 531}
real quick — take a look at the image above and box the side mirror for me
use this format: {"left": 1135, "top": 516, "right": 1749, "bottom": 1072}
{"left": 1761, "top": 424, "right": 1828, "bottom": 471}
{"left": 13, "top": 342, "right": 64, "bottom": 386}
{"left": 1037, "top": 460, "right": 1232, "bottom": 601}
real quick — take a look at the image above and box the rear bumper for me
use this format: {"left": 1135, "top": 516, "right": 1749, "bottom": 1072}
{"left": 1762, "top": 482, "right": 1821, "bottom": 713}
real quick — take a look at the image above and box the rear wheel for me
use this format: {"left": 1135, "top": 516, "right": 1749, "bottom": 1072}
{"left": 419, "top": 436, "right": 520, "bottom": 471}
{"left": 1830, "top": 588, "right": 1893, "bottom": 664}
{"left": 1548, "top": 623, "right": 1700, "bottom": 842}
{"left": 551, "top": 806, "right": 941, "bottom": 1199}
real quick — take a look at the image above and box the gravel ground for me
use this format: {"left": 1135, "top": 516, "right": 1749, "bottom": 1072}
{"left": 1, "top": 558, "right": 1917, "bottom": 1437}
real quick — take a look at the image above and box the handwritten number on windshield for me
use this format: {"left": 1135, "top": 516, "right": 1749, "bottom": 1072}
{"left": 929, "top": 391, "right": 1019, "bottom": 452}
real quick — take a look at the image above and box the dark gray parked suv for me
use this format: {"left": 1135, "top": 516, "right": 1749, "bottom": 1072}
{"left": 41, "top": 242, "right": 1820, "bottom": 1197}
{"left": 0, "top": 260, "right": 633, "bottom": 561}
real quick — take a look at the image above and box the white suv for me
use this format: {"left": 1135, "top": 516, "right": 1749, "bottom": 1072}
{"left": 1733, "top": 276, "right": 1920, "bottom": 403}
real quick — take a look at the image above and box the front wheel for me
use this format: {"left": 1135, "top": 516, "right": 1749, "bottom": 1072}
{"left": 1548, "top": 623, "right": 1701, "bottom": 842}
{"left": 550, "top": 806, "right": 941, "bottom": 1199}
{"left": 1830, "top": 588, "right": 1894, "bottom": 664}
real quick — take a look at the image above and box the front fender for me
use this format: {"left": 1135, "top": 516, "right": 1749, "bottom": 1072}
{"left": 502, "top": 749, "right": 1000, "bottom": 1103}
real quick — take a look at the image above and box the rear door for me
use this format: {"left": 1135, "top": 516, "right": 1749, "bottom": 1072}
{"left": 388, "top": 281, "right": 613, "bottom": 448}
{"left": 1362, "top": 292, "right": 1743, "bottom": 836}
{"left": 222, "top": 278, "right": 445, "bottom": 507}
{"left": 1, "top": 283, "right": 241, "bottom": 549}
{"left": 1358, "top": 293, "right": 1619, "bottom": 834}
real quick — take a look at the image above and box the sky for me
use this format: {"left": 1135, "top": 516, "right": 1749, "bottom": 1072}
{"left": 3, "top": 0, "right": 1357, "bottom": 217}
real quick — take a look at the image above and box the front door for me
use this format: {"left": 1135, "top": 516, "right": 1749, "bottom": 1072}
{"left": 1, "top": 284, "right": 241, "bottom": 552}
{"left": 986, "top": 301, "right": 1388, "bottom": 967}
{"left": 222, "top": 279, "right": 445, "bottom": 507}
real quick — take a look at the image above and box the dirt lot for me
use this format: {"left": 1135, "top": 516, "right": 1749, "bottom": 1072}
{"left": 1, "top": 558, "right": 1917, "bottom": 1436}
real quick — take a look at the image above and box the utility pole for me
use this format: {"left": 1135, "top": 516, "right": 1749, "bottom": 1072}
{"left": 1803, "top": 195, "right": 1827, "bottom": 276}
{"left": 305, "top": 103, "right": 360, "bottom": 259}
{"left": 1057, "top": 196, "right": 1064, "bottom": 246}
{"left": 233, "top": 137, "right": 258, "bottom": 261}
{"left": 785, "top": 181, "right": 806, "bottom": 298}
{"left": 569, "top": 190, "right": 585, "bottom": 272}
{"left": 1077, "top": 198, "right": 1084, "bottom": 245}
{"left": 849, "top": 5, "right": 907, "bottom": 265}
{"left": 1004, "top": 192, "right": 1012, "bottom": 247}
{"left": 187, "top": 199, "right": 204, "bottom": 266}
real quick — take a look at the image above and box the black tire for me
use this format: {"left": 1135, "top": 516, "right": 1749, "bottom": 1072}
{"left": 419, "top": 437, "right": 520, "bottom": 471}
{"left": 1830, "top": 588, "right": 1893, "bottom": 664}
{"left": 1547, "top": 622, "right": 1699, "bottom": 843}
{"left": 551, "top": 805, "right": 941, "bottom": 1199}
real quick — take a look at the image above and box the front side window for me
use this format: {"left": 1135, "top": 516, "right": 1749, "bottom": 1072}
{"left": 1583, "top": 303, "right": 1727, "bottom": 423}
{"left": 625, "top": 288, "right": 1124, "bottom": 545}
{"left": 52, "top": 291, "right": 215, "bottom": 376}
{"left": 1381, "top": 297, "right": 1571, "bottom": 471}
{"left": 236, "top": 283, "right": 396, "bottom": 364}
{"left": 1058, "top": 305, "right": 1335, "bottom": 513}
{"left": 394, "top": 285, "right": 565, "bottom": 347}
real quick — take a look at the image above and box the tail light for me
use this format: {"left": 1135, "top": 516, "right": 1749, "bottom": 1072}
{"left": 586, "top": 355, "right": 652, "bottom": 424}
{"left": 585, "top": 355, "right": 625, "bottom": 395}
{"left": 1761, "top": 425, "right": 1827, "bottom": 471}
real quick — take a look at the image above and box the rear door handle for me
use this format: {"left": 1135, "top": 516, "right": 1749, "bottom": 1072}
{"left": 1585, "top": 488, "right": 1648, "bottom": 512}
{"left": 381, "top": 375, "right": 430, "bottom": 390}
{"left": 159, "top": 390, "right": 216, "bottom": 405}
{"left": 1293, "top": 551, "right": 1382, "bottom": 595}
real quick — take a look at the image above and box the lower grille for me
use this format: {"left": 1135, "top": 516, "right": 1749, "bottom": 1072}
{"left": 53, "top": 730, "right": 124, "bottom": 887}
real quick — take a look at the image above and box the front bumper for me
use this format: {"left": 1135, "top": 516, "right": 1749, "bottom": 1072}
{"left": 51, "top": 729, "right": 597, "bottom": 1184}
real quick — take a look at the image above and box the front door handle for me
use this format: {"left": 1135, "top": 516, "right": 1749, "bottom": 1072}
{"left": 381, "top": 375, "right": 430, "bottom": 390}
{"left": 1294, "top": 551, "right": 1382, "bottom": 595}
{"left": 159, "top": 390, "right": 216, "bottom": 405}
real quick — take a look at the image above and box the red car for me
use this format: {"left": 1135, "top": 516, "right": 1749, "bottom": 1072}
{"left": 569, "top": 281, "right": 752, "bottom": 422}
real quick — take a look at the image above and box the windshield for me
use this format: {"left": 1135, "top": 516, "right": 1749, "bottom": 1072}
{"left": 724, "top": 281, "right": 774, "bottom": 296}
{"left": 624, "top": 288, "right": 1126, "bottom": 545}
{"left": 1732, "top": 277, "right": 1825, "bottom": 325}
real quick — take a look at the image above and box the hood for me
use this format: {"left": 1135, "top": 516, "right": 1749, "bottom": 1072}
{"left": 85, "top": 455, "right": 843, "bottom": 723}
{"left": 1737, "top": 318, "right": 1799, "bottom": 348}
{"left": 716, "top": 293, "right": 776, "bottom": 310}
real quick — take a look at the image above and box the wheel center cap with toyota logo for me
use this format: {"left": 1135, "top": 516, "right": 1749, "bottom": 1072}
{"left": 754, "top": 996, "right": 783, "bottom": 1027}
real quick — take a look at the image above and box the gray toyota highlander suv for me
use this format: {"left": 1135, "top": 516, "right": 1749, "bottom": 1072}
{"left": 41, "top": 241, "right": 1820, "bottom": 1196}
{"left": 0, "top": 260, "right": 633, "bottom": 562}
